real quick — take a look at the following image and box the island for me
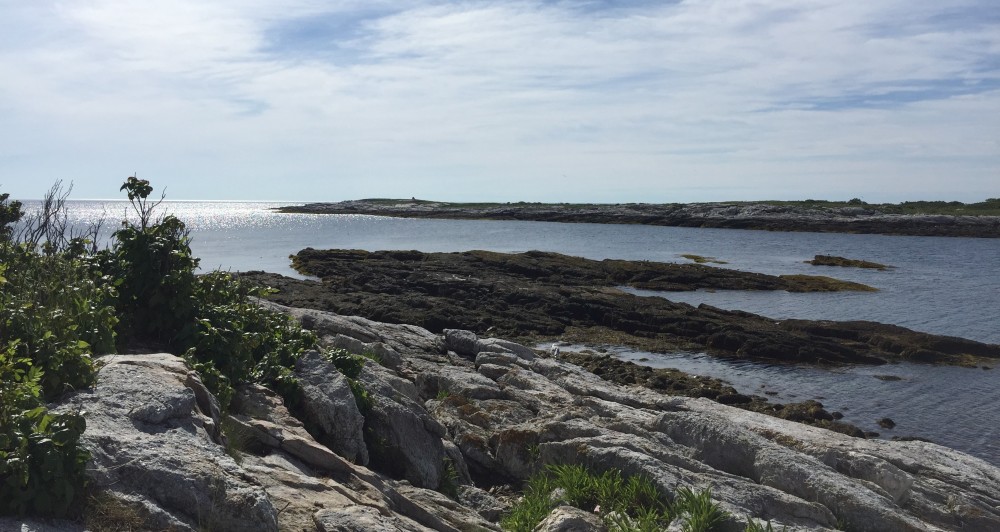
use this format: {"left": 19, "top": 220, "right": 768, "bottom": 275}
{"left": 277, "top": 198, "right": 1000, "bottom": 238}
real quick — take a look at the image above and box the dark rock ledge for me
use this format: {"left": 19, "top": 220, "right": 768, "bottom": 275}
{"left": 241, "top": 249, "right": 998, "bottom": 367}
{"left": 278, "top": 199, "right": 1000, "bottom": 238}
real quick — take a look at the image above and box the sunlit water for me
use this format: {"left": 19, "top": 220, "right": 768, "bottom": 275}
{"left": 20, "top": 200, "right": 1000, "bottom": 464}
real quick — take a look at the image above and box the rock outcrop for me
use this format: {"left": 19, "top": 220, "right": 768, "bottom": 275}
{"left": 56, "top": 354, "right": 280, "bottom": 532}
{"left": 10, "top": 306, "right": 1000, "bottom": 531}
{"left": 242, "top": 250, "right": 1000, "bottom": 367}
{"left": 277, "top": 199, "right": 1000, "bottom": 238}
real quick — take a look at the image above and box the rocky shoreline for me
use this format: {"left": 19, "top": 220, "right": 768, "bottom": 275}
{"left": 9, "top": 303, "right": 1000, "bottom": 531}
{"left": 278, "top": 200, "right": 1000, "bottom": 238}
{"left": 241, "top": 249, "right": 998, "bottom": 367}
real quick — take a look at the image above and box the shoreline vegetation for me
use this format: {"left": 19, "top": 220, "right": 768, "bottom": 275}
{"left": 277, "top": 198, "right": 1000, "bottom": 238}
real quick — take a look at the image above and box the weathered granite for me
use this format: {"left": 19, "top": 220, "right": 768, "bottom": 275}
{"left": 33, "top": 304, "right": 1000, "bottom": 532}
{"left": 55, "top": 354, "right": 279, "bottom": 532}
{"left": 295, "top": 350, "right": 369, "bottom": 465}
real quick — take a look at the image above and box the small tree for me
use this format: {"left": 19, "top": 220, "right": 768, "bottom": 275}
{"left": 103, "top": 177, "right": 198, "bottom": 348}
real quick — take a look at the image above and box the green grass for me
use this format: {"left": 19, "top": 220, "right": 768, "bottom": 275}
{"left": 745, "top": 517, "right": 787, "bottom": 532}
{"left": 500, "top": 464, "right": 729, "bottom": 532}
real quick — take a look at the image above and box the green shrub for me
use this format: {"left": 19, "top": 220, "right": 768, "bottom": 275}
{"left": 0, "top": 178, "right": 370, "bottom": 518}
{"left": 179, "top": 272, "right": 319, "bottom": 409}
{"left": 99, "top": 177, "right": 327, "bottom": 409}
{"left": 0, "top": 190, "right": 97, "bottom": 517}
{"left": 101, "top": 212, "right": 198, "bottom": 348}
{"left": 0, "top": 342, "right": 88, "bottom": 517}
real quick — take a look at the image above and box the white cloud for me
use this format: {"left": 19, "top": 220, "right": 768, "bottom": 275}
{"left": 0, "top": 0, "right": 997, "bottom": 201}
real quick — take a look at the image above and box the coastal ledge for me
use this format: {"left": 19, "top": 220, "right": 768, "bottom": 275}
{"left": 277, "top": 199, "right": 1000, "bottom": 238}
{"left": 241, "top": 249, "right": 998, "bottom": 367}
{"left": 18, "top": 304, "right": 1000, "bottom": 531}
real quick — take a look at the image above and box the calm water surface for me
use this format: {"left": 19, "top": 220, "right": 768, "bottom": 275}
{"left": 26, "top": 200, "right": 1000, "bottom": 464}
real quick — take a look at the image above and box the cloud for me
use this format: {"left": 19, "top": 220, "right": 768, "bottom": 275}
{"left": 0, "top": 0, "right": 997, "bottom": 201}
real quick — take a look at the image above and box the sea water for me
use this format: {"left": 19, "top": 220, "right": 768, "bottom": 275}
{"left": 20, "top": 200, "right": 1000, "bottom": 464}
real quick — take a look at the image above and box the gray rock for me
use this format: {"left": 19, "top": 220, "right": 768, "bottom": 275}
{"left": 371, "top": 342, "right": 404, "bottom": 369}
{"left": 417, "top": 365, "right": 505, "bottom": 401}
{"left": 477, "top": 363, "right": 512, "bottom": 381}
{"left": 295, "top": 350, "right": 369, "bottom": 465}
{"left": 360, "top": 363, "right": 450, "bottom": 489}
{"left": 535, "top": 506, "right": 607, "bottom": 532}
{"left": 0, "top": 519, "right": 84, "bottom": 532}
{"left": 457, "top": 485, "right": 508, "bottom": 522}
{"left": 314, "top": 506, "right": 413, "bottom": 532}
{"left": 444, "top": 329, "right": 480, "bottom": 358}
{"left": 258, "top": 303, "right": 1000, "bottom": 531}
{"left": 56, "top": 354, "right": 278, "bottom": 532}
{"left": 477, "top": 338, "right": 537, "bottom": 361}
{"left": 389, "top": 482, "right": 502, "bottom": 532}
{"left": 230, "top": 384, "right": 354, "bottom": 475}
{"left": 260, "top": 301, "right": 444, "bottom": 356}
{"left": 475, "top": 351, "right": 521, "bottom": 368}
{"left": 327, "top": 334, "right": 404, "bottom": 370}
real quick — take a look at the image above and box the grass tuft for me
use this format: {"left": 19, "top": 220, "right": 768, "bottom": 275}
{"left": 500, "top": 464, "right": 684, "bottom": 532}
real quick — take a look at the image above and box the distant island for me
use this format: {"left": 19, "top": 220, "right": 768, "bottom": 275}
{"left": 278, "top": 198, "right": 1000, "bottom": 238}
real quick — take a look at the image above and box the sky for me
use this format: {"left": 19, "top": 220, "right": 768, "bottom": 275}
{"left": 1, "top": 1, "right": 998, "bottom": 203}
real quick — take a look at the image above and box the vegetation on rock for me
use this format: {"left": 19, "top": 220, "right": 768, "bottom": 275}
{"left": 247, "top": 248, "right": 999, "bottom": 368}
{"left": 501, "top": 463, "right": 727, "bottom": 532}
{"left": 0, "top": 179, "right": 367, "bottom": 518}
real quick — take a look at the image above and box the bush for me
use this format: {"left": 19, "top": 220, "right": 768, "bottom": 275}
{"left": 0, "top": 178, "right": 369, "bottom": 517}
{"left": 1, "top": 192, "right": 93, "bottom": 517}
{"left": 100, "top": 178, "right": 198, "bottom": 348}
{"left": 178, "top": 271, "right": 318, "bottom": 408}
{"left": 0, "top": 343, "right": 88, "bottom": 516}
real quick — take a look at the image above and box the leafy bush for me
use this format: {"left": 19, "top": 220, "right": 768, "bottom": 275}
{"left": 100, "top": 182, "right": 198, "bottom": 347}
{"left": 178, "top": 272, "right": 318, "bottom": 408}
{"left": 0, "top": 191, "right": 97, "bottom": 517}
{"left": 0, "top": 178, "right": 370, "bottom": 517}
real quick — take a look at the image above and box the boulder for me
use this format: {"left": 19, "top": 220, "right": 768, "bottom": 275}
{"left": 229, "top": 384, "right": 354, "bottom": 475}
{"left": 444, "top": 329, "right": 480, "bottom": 358}
{"left": 416, "top": 365, "right": 505, "bottom": 401}
{"left": 359, "top": 363, "right": 450, "bottom": 489}
{"left": 314, "top": 506, "right": 414, "bottom": 532}
{"left": 477, "top": 338, "right": 537, "bottom": 361}
{"left": 55, "top": 354, "right": 278, "bottom": 532}
{"left": 295, "top": 350, "right": 369, "bottom": 465}
{"left": 252, "top": 304, "right": 1000, "bottom": 531}
{"left": 535, "top": 506, "right": 607, "bottom": 532}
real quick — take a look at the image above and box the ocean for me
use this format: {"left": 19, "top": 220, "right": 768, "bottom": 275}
{"left": 19, "top": 199, "right": 1000, "bottom": 465}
